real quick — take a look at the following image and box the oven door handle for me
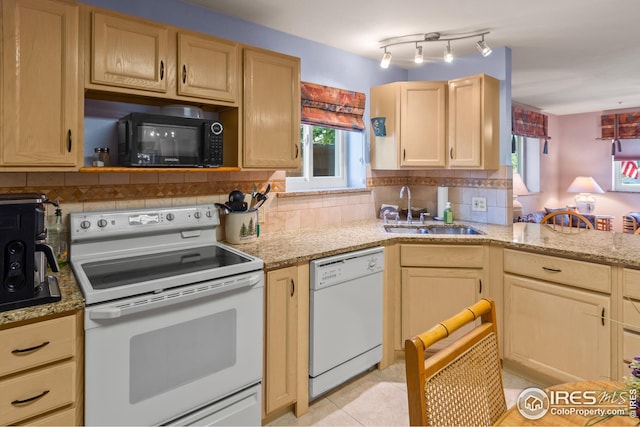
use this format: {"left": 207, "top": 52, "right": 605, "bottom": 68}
{"left": 89, "top": 273, "right": 263, "bottom": 320}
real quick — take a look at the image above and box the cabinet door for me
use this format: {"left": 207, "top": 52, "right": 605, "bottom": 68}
{"left": 178, "top": 32, "right": 238, "bottom": 102}
{"left": 243, "top": 48, "right": 300, "bottom": 169}
{"left": 265, "top": 267, "right": 298, "bottom": 414}
{"left": 91, "top": 11, "right": 168, "bottom": 92}
{"left": 1, "top": 0, "right": 79, "bottom": 167}
{"left": 504, "top": 274, "right": 611, "bottom": 382}
{"left": 448, "top": 75, "right": 482, "bottom": 168}
{"left": 400, "top": 82, "right": 446, "bottom": 168}
{"left": 401, "top": 267, "right": 482, "bottom": 349}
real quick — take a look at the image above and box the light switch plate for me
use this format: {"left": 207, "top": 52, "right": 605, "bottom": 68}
{"left": 472, "top": 197, "right": 487, "bottom": 212}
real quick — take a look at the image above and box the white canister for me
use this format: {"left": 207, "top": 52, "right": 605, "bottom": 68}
{"left": 225, "top": 210, "right": 259, "bottom": 244}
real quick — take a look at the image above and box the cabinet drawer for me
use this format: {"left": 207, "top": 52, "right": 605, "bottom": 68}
{"left": 624, "top": 268, "right": 640, "bottom": 300}
{"left": 0, "top": 361, "right": 75, "bottom": 426}
{"left": 503, "top": 249, "right": 611, "bottom": 293}
{"left": 17, "top": 406, "right": 76, "bottom": 426}
{"left": 0, "top": 315, "right": 76, "bottom": 377}
{"left": 400, "top": 244, "right": 484, "bottom": 268}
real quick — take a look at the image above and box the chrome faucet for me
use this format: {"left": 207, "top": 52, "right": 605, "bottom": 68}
{"left": 400, "top": 186, "right": 412, "bottom": 223}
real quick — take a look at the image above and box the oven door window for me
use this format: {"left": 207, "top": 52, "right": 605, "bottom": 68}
{"left": 130, "top": 309, "right": 236, "bottom": 403}
{"left": 81, "top": 246, "right": 251, "bottom": 290}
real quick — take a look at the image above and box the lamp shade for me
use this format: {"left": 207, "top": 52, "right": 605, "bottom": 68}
{"left": 513, "top": 172, "right": 529, "bottom": 196}
{"left": 567, "top": 176, "right": 604, "bottom": 194}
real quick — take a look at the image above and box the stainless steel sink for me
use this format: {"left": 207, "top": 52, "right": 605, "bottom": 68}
{"left": 425, "top": 225, "right": 484, "bottom": 235}
{"left": 383, "top": 226, "right": 430, "bottom": 234}
{"left": 383, "top": 224, "right": 484, "bottom": 235}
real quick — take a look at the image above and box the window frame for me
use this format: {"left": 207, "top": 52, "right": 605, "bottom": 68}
{"left": 286, "top": 124, "right": 348, "bottom": 191}
{"left": 612, "top": 160, "right": 640, "bottom": 192}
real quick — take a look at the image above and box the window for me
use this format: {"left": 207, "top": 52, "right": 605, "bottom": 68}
{"left": 612, "top": 139, "right": 640, "bottom": 192}
{"left": 286, "top": 124, "right": 347, "bottom": 191}
{"left": 511, "top": 135, "right": 541, "bottom": 193}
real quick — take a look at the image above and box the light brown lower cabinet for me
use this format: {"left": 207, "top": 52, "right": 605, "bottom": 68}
{"left": 399, "top": 244, "right": 485, "bottom": 350}
{"left": 0, "top": 311, "right": 83, "bottom": 426}
{"left": 263, "top": 264, "right": 309, "bottom": 420}
{"left": 504, "top": 274, "right": 611, "bottom": 383}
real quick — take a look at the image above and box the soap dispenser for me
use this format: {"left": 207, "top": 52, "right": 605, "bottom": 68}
{"left": 444, "top": 202, "right": 453, "bottom": 224}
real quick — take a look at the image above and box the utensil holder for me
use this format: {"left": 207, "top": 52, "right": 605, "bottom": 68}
{"left": 225, "top": 210, "right": 259, "bottom": 244}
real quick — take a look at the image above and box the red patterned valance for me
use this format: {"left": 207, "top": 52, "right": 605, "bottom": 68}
{"left": 601, "top": 112, "right": 640, "bottom": 139}
{"left": 512, "top": 106, "right": 549, "bottom": 139}
{"left": 301, "top": 82, "right": 365, "bottom": 131}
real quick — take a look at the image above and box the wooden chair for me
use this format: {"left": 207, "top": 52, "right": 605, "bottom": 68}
{"left": 623, "top": 213, "right": 640, "bottom": 234}
{"left": 540, "top": 210, "right": 594, "bottom": 231}
{"left": 405, "top": 298, "right": 506, "bottom": 426}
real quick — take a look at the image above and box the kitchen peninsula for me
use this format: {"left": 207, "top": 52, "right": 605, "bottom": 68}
{"left": 3, "top": 220, "right": 639, "bottom": 424}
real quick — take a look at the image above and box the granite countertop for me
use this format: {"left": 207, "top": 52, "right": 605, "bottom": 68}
{"left": 235, "top": 219, "right": 640, "bottom": 270}
{"left": 0, "top": 264, "right": 85, "bottom": 327}
{"left": 4, "top": 220, "right": 640, "bottom": 326}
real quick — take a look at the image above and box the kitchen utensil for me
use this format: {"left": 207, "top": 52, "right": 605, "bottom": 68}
{"left": 214, "top": 202, "right": 232, "bottom": 214}
{"left": 229, "top": 190, "right": 245, "bottom": 203}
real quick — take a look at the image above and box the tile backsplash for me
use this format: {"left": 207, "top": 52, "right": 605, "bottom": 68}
{"left": 0, "top": 165, "right": 513, "bottom": 240}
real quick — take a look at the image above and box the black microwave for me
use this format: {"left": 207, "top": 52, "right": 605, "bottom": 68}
{"left": 117, "top": 113, "right": 223, "bottom": 167}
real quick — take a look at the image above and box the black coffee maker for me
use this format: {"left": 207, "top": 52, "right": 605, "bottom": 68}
{"left": 0, "top": 193, "right": 61, "bottom": 312}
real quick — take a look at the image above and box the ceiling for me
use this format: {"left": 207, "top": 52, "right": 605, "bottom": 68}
{"left": 184, "top": 0, "right": 640, "bottom": 116}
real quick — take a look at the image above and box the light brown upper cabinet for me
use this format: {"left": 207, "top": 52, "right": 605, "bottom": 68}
{"left": 242, "top": 47, "right": 301, "bottom": 169}
{"left": 370, "top": 73, "right": 500, "bottom": 170}
{"left": 87, "top": 7, "right": 239, "bottom": 105}
{"left": 448, "top": 74, "right": 499, "bottom": 169}
{"left": 370, "top": 82, "right": 447, "bottom": 169}
{"left": 1, "top": 0, "right": 82, "bottom": 170}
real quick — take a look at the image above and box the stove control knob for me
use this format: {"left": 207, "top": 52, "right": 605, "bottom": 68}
{"left": 80, "top": 220, "right": 91, "bottom": 229}
{"left": 194, "top": 211, "right": 202, "bottom": 219}
{"left": 166, "top": 213, "right": 175, "bottom": 221}
{"left": 97, "top": 219, "right": 108, "bottom": 228}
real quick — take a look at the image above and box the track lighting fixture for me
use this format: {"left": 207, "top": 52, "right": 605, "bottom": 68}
{"left": 414, "top": 44, "right": 423, "bottom": 64}
{"left": 444, "top": 41, "right": 453, "bottom": 63}
{"left": 380, "top": 48, "right": 392, "bottom": 69}
{"left": 378, "top": 30, "right": 491, "bottom": 68}
{"left": 476, "top": 35, "right": 492, "bottom": 57}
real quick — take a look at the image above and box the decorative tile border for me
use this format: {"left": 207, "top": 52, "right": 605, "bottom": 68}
{"left": 0, "top": 180, "right": 287, "bottom": 203}
{"left": 368, "top": 175, "right": 510, "bottom": 189}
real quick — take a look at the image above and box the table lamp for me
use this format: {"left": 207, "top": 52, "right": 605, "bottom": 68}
{"left": 567, "top": 176, "right": 604, "bottom": 214}
{"left": 512, "top": 172, "right": 529, "bottom": 222}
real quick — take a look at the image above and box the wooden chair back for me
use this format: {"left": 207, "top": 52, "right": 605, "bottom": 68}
{"left": 540, "top": 210, "right": 594, "bottom": 231}
{"left": 624, "top": 214, "right": 640, "bottom": 234}
{"left": 405, "top": 298, "right": 506, "bottom": 426}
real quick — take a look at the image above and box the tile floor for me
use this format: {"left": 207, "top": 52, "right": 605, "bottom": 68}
{"left": 269, "top": 361, "right": 539, "bottom": 426}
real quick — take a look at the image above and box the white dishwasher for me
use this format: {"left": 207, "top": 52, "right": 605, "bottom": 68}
{"left": 309, "top": 246, "right": 384, "bottom": 400}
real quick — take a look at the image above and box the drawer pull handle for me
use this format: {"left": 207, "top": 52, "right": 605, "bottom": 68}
{"left": 11, "top": 390, "right": 49, "bottom": 406}
{"left": 542, "top": 266, "right": 562, "bottom": 273}
{"left": 11, "top": 341, "right": 50, "bottom": 354}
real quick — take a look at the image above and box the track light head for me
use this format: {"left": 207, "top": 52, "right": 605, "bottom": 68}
{"left": 476, "top": 37, "right": 492, "bottom": 57}
{"left": 414, "top": 45, "right": 423, "bottom": 64}
{"left": 444, "top": 42, "right": 454, "bottom": 63}
{"left": 380, "top": 49, "right": 392, "bottom": 68}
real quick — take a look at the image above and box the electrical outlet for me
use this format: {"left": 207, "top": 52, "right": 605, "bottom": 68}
{"left": 472, "top": 197, "right": 487, "bottom": 212}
